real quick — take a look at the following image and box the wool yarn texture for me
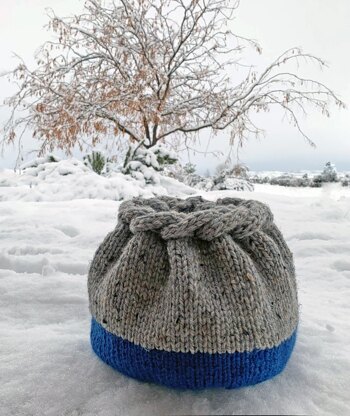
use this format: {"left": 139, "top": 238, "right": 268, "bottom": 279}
{"left": 88, "top": 196, "right": 298, "bottom": 389}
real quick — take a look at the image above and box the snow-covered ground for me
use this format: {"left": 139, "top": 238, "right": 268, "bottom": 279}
{"left": 1, "top": 167, "right": 350, "bottom": 415}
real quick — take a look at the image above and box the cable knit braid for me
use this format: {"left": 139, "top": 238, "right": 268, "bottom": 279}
{"left": 118, "top": 196, "right": 274, "bottom": 241}
{"left": 88, "top": 195, "right": 298, "bottom": 390}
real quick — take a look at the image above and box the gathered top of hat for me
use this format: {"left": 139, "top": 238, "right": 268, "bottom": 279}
{"left": 118, "top": 195, "right": 274, "bottom": 240}
{"left": 88, "top": 196, "right": 298, "bottom": 389}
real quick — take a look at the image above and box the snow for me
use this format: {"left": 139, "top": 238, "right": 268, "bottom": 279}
{"left": 0, "top": 159, "right": 194, "bottom": 202}
{"left": 0, "top": 168, "right": 350, "bottom": 415}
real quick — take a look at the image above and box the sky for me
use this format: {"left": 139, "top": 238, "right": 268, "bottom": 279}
{"left": 0, "top": 0, "right": 349, "bottom": 173}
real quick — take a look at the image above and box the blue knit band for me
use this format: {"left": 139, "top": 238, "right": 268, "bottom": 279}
{"left": 90, "top": 319, "right": 297, "bottom": 389}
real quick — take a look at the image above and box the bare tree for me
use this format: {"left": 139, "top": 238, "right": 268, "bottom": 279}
{"left": 1, "top": 0, "right": 345, "bottom": 157}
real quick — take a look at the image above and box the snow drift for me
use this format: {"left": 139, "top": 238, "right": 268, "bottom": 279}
{"left": 0, "top": 157, "right": 194, "bottom": 202}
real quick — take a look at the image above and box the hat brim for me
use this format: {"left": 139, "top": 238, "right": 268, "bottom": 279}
{"left": 90, "top": 319, "right": 297, "bottom": 390}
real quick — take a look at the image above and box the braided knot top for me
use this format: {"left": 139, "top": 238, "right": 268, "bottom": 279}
{"left": 118, "top": 196, "right": 274, "bottom": 241}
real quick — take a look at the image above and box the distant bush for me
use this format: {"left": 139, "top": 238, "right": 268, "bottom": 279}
{"left": 269, "top": 175, "right": 311, "bottom": 187}
{"left": 250, "top": 162, "right": 349, "bottom": 188}
{"left": 313, "top": 162, "right": 338, "bottom": 184}
{"left": 341, "top": 174, "right": 350, "bottom": 187}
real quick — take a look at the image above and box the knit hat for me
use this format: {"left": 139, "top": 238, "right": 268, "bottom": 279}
{"left": 88, "top": 196, "right": 298, "bottom": 389}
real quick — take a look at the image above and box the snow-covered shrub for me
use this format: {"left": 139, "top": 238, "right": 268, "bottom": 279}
{"left": 270, "top": 174, "right": 311, "bottom": 187}
{"left": 165, "top": 162, "right": 199, "bottom": 184}
{"left": 163, "top": 162, "right": 195, "bottom": 183}
{"left": 183, "top": 162, "right": 196, "bottom": 176}
{"left": 322, "top": 162, "right": 338, "bottom": 182}
{"left": 153, "top": 145, "right": 178, "bottom": 168}
{"left": 187, "top": 174, "right": 213, "bottom": 191}
{"left": 313, "top": 162, "right": 338, "bottom": 185}
{"left": 123, "top": 143, "right": 178, "bottom": 184}
{"left": 212, "top": 164, "right": 254, "bottom": 192}
{"left": 124, "top": 143, "right": 177, "bottom": 172}
{"left": 231, "top": 163, "right": 250, "bottom": 179}
{"left": 21, "top": 157, "right": 90, "bottom": 180}
{"left": 269, "top": 176, "right": 290, "bottom": 186}
{"left": 195, "top": 178, "right": 215, "bottom": 191}
{"left": 21, "top": 153, "right": 60, "bottom": 170}
{"left": 250, "top": 174, "right": 270, "bottom": 185}
{"left": 163, "top": 162, "right": 215, "bottom": 191}
{"left": 212, "top": 176, "right": 254, "bottom": 191}
{"left": 341, "top": 174, "right": 350, "bottom": 187}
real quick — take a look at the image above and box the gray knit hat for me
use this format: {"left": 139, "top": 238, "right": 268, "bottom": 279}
{"left": 88, "top": 196, "right": 298, "bottom": 389}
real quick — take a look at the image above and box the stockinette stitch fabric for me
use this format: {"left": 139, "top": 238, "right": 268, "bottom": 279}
{"left": 88, "top": 195, "right": 298, "bottom": 389}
